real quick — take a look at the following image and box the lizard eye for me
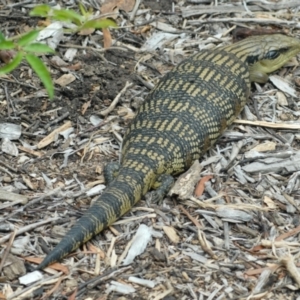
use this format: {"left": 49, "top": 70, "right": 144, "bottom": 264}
{"left": 266, "top": 50, "right": 280, "bottom": 60}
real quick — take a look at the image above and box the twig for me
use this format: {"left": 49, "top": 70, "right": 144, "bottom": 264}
{"left": 234, "top": 119, "right": 300, "bottom": 129}
{"left": 99, "top": 81, "right": 133, "bottom": 116}
{"left": 0, "top": 166, "right": 14, "bottom": 177}
{"left": 87, "top": 266, "right": 132, "bottom": 289}
{"left": 0, "top": 160, "right": 18, "bottom": 173}
{"left": 7, "top": 0, "right": 32, "bottom": 7}
{"left": 118, "top": 238, "right": 134, "bottom": 266}
{"left": 189, "top": 196, "right": 270, "bottom": 211}
{"left": 113, "top": 213, "right": 156, "bottom": 225}
{"left": 0, "top": 187, "right": 62, "bottom": 222}
{"left": 198, "top": 229, "right": 218, "bottom": 260}
{"left": 59, "top": 43, "right": 129, "bottom": 53}
{"left": 44, "top": 111, "right": 70, "bottom": 130}
{"left": 275, "top": 224, "right": 300, "bottom": 241}
{"left": 42, "top": 277, "right": 63, "bottom": 300}
{"left": 0, "top": 188, "right": 28, "bottom": 210}
{"left": 0, "top": 218, "right": 58, "bottom": 244}
{"left": 280, "top": 254, "right": 300, "bottom": 287}
{"left": 187, "top": 18, "right": 300, "bottom": 29}
{"left": 0, "top": 229, "right": 16, "bottom": 273}
{"left": 7, "top": 273, "right": 62, "bottom": 300}
{"left": 0, "top": 76, "right": 38, "bottom": 90}
{"left": 130, "top": 0, "right": 142, "bottom": 21}
{"left": 2, "top": 83, "right": 16, "bottom": 117}
{"left": 179, "top": 205, "right": 202, "bottom": 228}
{"left": 0, "top": 188, "right": 28, "bottom": 203}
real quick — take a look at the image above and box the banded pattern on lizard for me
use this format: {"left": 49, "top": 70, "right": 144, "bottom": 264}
{"left": 38, "top": 34, "right": 300, "bottom": 269}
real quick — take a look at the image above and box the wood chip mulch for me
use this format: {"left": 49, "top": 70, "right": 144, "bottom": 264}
{"left": 1, "top": 0, "right": 300, "bottom": 299}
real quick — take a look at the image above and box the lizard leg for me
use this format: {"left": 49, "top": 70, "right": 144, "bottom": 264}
{"left": 103, "top": 162, "right": 120, "bottom": 185}
{"left": 146, "top": 174, "right": 174, "bottom": 204}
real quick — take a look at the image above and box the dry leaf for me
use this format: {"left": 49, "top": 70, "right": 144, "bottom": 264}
{"left": 66, "top": 62, "right": 82, "bottom": 71}
{"left": 37, "top": 121, "right": 72, "bottom": 149}
{"left": 194, "top": 175, "right": 213, "bottom": 197}
{"left": 18, "top": 145, "right": 43, "bottom": 157}
{"left": 78, "top": 28, "right": 95, "bottom": 36}
{"left": 276, "top": 91, "right": 288, "bottom": 106}
{"left": 55, "top": 74, "right": 76, "bottom": 87}
{"left": 41, "top": 99, "right": 48, "bottom": 111}
{"left": 169, "top": 160, "right": 203, "bottom": 200}
{"left": 88, "top": 244, "right": 106, "bottom": 259}
{"left": 1, "top": 284, "right": 13, "bottom": 299}
{"left": 244, "top": 265, "right": 278, "bottom": 276}
{"left": 269, "top": 75, "right": 298, "bottom": 97}
{"left": 263, "top": 196, "right": 277, "bottom": 209}
{"left": 101, "top": 0, "right": 135, "bottom": 15}
{"left": 251, "top": 141, "right": 276, "bottom": 152}
{"left": 163, "top": 226, "right": 179, "bottom": 243}
{"left": 81, "top": 101, "right": 91, "bottom": 115}
{"left": 275, "top": 224, "right": 300, "bottom": 241}
{"left": 0, "top": 50, "right": 15, "bottom": 63}
{"left": 24, "top": 256, "right": 69, "bottom": 274}
{"left": 22, "top": 174, "right": 36, "bottom": 190}
{"left": 37, "top": 19, "right": 51, "bottom": 27}
{"left": 51, "top": 55, "right": 68, "bottom": 67}
{"left": 103, "top": 28, "right": 112, "bottom": 49}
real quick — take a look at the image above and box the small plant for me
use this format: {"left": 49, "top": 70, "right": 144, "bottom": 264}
{"left": 30, "top": 3, "right": 117, "bottom": 32}
{"left": 0, "top": 3, "right": 117, "bottom": 99}
{"left": 0, "top": 30, "right": 55, "bottom": 98}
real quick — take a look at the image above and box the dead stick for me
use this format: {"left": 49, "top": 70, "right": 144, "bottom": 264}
{"left": 0, "top": 229, "right": 17, "bottom": 273}
{"left": 0, "top": 218, "right": 58, "bottom": 244}
{"left": 100, "top": 81, "right": 133, "bottom": 116}
{"left": 234, "top": 119, "right": 300, "bottom": 129}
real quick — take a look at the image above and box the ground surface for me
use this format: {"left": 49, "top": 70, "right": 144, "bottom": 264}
{"left": 1, "top": 0, "right": 300, "bottom": 299}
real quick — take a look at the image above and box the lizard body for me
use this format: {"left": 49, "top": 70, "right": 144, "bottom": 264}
{"left": 38, "top": 34, "right": 300, "bottom": 269}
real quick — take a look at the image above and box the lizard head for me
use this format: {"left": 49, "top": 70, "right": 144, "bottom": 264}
{"left": 251, "top": 34, "right": 300, "bottom": 70}
{"left": 247, "top": 34, "right": 300, "bottom": 82}
{"left": 224, "top": 34, "right": 300, "bottom": 83}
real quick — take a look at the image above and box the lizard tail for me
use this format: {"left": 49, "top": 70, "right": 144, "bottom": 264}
{"left": 37, "top": 167, "right": 148, "bottom": 270}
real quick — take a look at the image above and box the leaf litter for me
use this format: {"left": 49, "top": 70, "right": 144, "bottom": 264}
{"left": 1, "top": 0, "right": 300, "bottom": 299}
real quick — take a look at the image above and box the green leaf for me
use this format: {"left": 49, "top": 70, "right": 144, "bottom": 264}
{"left": 0, "top": 52, "right": 23, "bottom": 74}
{"left": 18, "top": 30, "right": 39, "bottom": 46}
{"left": 23, "top": 43, "right": 55, "bottom": 54}
{"left": 30, "top": 4, "right": 51, "bottom": 17}
{"left": 52, "top": 9, "right": 83, "bottom": 25}
{"left": 0, "top": 32, "right": 5, "bottom": 42}
{"left": 81, "top": 19, "right": 117, "bottom": 30}
{"left": 79, "top": 3, "right": 87, "bottom": 17}
{"left": 25, "top": 54, "right": 54, "bottom": 99}
{"left": 0, "top": 40, "right": 15, "bottom": 50}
